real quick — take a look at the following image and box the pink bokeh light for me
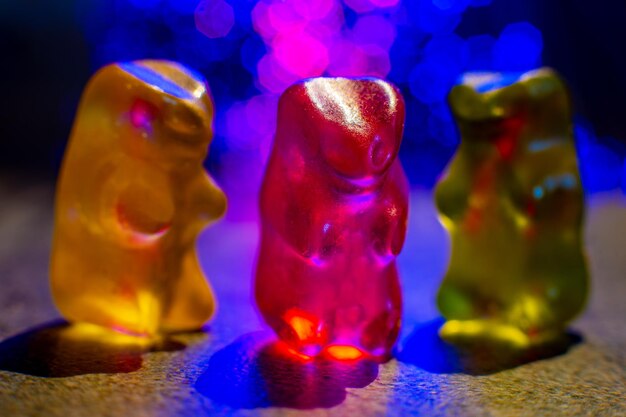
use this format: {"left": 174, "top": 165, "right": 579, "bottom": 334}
{"left": 251, "top": 0, "right": 398, "bottom": 94}
{"left": 327, "top": 40, "right": 391, "bottom": 78}
{"left": 256, "top": 52, "right": 302, "bottom": 93}
{"left": 273, "top": 31, "right": 329, "bottom": 77}
{"left": 292, "top": 0, "right": 336, "bottom": 20}
{"left": 343, "top": 0, "right": 376, "bottom": 13}
{"left": 370, "top": 0, "right": 400, "bottom": 7}
{"left": 267, "top": 2, "right": 306, "bottom": 33}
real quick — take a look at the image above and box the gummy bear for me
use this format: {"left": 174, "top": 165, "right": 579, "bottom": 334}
{"left": 435, "top": 68, "right": 588, "bottom": 347}
{"left": 255, "top": 78, "right": 409, "bottom": 361}
{"left": 50, "top": 60, "right": 226, "bottom": 336}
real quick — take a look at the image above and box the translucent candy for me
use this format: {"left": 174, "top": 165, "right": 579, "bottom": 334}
{"left": 255, "top": 78, "right": 409, "bottom": 361}
{"left": 435, "top": 68, "right": 588, "bottom": 347}
{"left": 50, "top": 60, "right": 226, "bottom": 336}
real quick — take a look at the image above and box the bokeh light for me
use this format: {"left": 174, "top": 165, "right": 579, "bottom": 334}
{"left": 195, "top": 0, "right": 236, "bottom": 39}
{"left": 74, "top": 0, "right": 625, "bottom": 210}
{"left": 575, "top": 121, "right": 625, "bottom": 194}
{"left": 493, "top": 22, "right": 543, "bottom": 71}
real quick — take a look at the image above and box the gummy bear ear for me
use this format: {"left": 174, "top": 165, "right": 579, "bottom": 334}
{"left": 275, "top": 83, "right": 322, "bottom": 153}
{"left": 391, "top": 87, "right": 406, "bottom": 147}
{"left": 112, "top": 60, "right": 214, "bottom": 139}
{"left": 449, "top": 82, "right": 529, "bottom": 123}
{"left": 521, "top": 68, "right": 564, "bottom": 98}
{"left": 448, "top": 84, "right": 489, "bottom": 120}
{"left": 163, "top": 100, "right": 208, "bottom": 137}
{"left": 521, "top": 68, "right": 570, "bottom": 114}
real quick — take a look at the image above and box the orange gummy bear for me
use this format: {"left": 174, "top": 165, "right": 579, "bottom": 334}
{"left": 50, "top": 60, "right": 226, "bottom": 336}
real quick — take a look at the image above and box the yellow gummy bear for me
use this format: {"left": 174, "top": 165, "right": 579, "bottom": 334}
{"left": 435, "top": 68, "right": 589, "bottom": 347}
{"left": 50, "top": 60, "right": 226, "bottom": 337}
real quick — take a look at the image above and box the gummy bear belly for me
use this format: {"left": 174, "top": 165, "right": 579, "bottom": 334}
{"left": 443, "top": 209, "right": 527, "bottom": 315}
{"left": 51, "top": 225, "right": 180, "bottom": 336}
{"left": 255, "top": 231, "right": 401, "bottom": 358}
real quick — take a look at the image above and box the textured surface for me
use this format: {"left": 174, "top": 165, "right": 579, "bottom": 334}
{"left": 0, "top": 177, "right": 624, "bottom": 416}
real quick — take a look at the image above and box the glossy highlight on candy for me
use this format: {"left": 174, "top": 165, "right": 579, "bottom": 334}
{"left": 50, "top": 60, "right": 226, "bottom": 337}
{"left": 435, "top": 68, "right": 589, "bottom": 347}
{"left": 255, "top": 77, "right": 409, "bottom": 361}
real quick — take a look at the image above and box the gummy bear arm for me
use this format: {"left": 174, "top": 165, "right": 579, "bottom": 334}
{"left": 382, "top": 205, "right": 408, "bottom": 257}
{"left": 391, "top": 207, "right": 408, "bottom": 256}
{"left": 529, "top": 184, "right": 585, "bottom": 227}
{"left": 260, "top": 176, "right": 321, "bottom": 257}
{"left": 382, "top": 162, "right": 410, "bottom": 255}
{"left": 111, "top": 183, "right": 175, "bottom": 239}
{"left": 190, "top": 172, "right": 227, "bottom": 222}
{"left": 261, "top": 201, "right": 318, "bottom": 257}
{"left": 434, "top": 155, "right": 471, "bottom": 222}
{"left": 94, "top": 163, "right": 176, "bottom": 243}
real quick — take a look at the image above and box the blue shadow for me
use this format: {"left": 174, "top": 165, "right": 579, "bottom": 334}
{"left": 0, "top": 320, "right": 185, "bottom": 377}
{"left": 396, "top": 318, "right": 582, "bottom": 375}
{"left": 195, "top": 332, "right": 379, "bottom": 409}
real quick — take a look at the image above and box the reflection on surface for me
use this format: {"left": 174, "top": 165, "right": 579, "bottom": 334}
{"left": 397, "top": 318, "right": 581, "bottom": 375}
{"left": 0, "top": 320, "right": 186, "bottom": 377}
{"left": 195, "top": 332, "right": 379, "bottom": 409}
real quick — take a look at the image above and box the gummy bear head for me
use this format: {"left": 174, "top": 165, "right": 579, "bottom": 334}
{"left": 447, "top": 68, "right": 571, "bottom": 159}
{"left": 88, "top": 60, "right": 215, "bottom": 169}
{"left": 280, "top": 78, "right": 405, "bottom": 182}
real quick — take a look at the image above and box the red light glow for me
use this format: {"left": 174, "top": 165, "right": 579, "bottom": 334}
{"left": 325, "top": 345, "right": 365, "bottom": 361}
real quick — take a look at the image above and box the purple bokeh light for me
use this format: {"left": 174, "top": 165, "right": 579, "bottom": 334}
{"left": 195, "top": 0, "right": 235, "bottom": 39}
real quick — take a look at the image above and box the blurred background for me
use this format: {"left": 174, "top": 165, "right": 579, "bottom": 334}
{"left": 1, "top": 0, "right": 625, "bottom": 219}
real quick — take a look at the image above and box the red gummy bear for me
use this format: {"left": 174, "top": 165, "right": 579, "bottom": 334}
{"left": 255, "top": 78, "right": 409, "bottom": 362}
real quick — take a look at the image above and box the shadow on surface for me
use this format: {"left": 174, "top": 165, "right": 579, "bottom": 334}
{"left": 397, "top": 318, "right": 582, "bottom": 375}
{"left": 0, "top": 320, "right": 186, "bottom": 377}
{"left": 195, "top": 332, "right": 379, "bottom": 409}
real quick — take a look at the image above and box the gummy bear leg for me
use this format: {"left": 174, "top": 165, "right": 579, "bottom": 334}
{"left": 437, "top": 278, "right": 537, "bottom": 348}
{"left": 436, "top": 278, "right": 480, "bottom": 321}
{"left": 51, "top": 248, "right": 160, "bottom": 336}
{"left": 505, "top": 283, "right": 585, "bottom": 343}
{"left": 360, "top": 310, "right": 401, "bottom": 362}
{"left": 439, "top": 319, "right": 533, "bottom": 348}
{"left": 160, "top": 248, "right": 216, "bottom": 332}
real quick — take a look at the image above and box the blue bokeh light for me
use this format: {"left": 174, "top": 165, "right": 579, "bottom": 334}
{"left": 466, "top": 34, "right": 495, "bottom": 70}
{"left": 575, "top": 122, "right": 625, "bottom": 194}
{"left": 493, "top": 22, "right": 543, "bottom": 71}
{"left": 432, "top": 0, "right": 471, "bottom": 14}
{"left": 408, "top": 0, "right": 464, "bottom": 34}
